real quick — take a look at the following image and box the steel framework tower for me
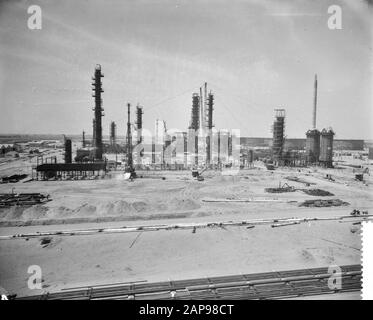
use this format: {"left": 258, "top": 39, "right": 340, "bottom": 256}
{"left": 189, "top": 93, "right": 200, "bottom": 130}
{"left": 206, "top": 92, "right": 214, "bottom": 166}
{"left": 189, "top": 93, "right": 200, "bottom": 166}
{"left": 110, "top": 121, "right": 116, "bottom": 146}
{"left": 272, "top": 109, "right": 285, "bottom": 161}
{"left": 136, "top": 105, "right": 143, "bottom": 144}
{"left": 126, "top": 103, "right": 133, "bottom": 171}
{"left": 92, "top": 119, "right": 96, "bottom": 147}
{"left": 92, "top": 65, "right": 104, "bottom": 160}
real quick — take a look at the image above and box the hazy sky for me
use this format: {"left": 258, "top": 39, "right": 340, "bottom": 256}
{"left": 0, "top": 0, "right": 372, "bottom": 139}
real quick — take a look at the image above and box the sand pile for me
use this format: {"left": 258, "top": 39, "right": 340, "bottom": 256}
{"left": 20, "top": 205, "right": 49, "bottom": 220}
{"left": 0, "top": 196, "right": 201, "bottom": 222}
{"left": 69, "top": 198, "right": 200, "bottom": 217}
{"left": 2, "top": 206, "right": 25, "bottom": 220}
{"left": 166, "top": 198, "right": 200, "bottom": 211}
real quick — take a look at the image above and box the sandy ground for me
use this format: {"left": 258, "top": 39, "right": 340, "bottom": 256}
{"left": 0, "top": 221, "right": 361, "bottom": 297}
{"left": 0, "top": 164, "right": 372, "bottom": 226}
{"left": 0, "top": 155, "right": 371, "bottom": 298}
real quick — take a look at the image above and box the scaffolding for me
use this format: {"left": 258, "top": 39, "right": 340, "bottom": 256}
{"left": 272, "top": 109, "right": 285, "bottom": 162}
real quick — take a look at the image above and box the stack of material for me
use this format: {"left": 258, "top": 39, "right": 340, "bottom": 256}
{"left": 265, "top": 182, "right": 295, "bottom": 193}
{"left": 302, "top": 189, "right": 334, "bottom": 196}
{"left": 0, "top": 193, "right": 50, "bottom": 207}
{"left": 0, "top": 174, "right": 28, "bottom": 184}
{"left": 299, "top": 199, "right": 349, "bottom": 208}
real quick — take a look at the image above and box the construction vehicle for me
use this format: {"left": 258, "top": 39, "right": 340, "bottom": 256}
{"left": 354, "top": 167, "right": 369, "bottom": 182}
{"left": 192, "top": 167, "right": 207, "bottom": 181}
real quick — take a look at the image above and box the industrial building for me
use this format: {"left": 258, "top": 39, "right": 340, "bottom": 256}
{"left": 34, "top": 66, "right": 107, "bottom": 180}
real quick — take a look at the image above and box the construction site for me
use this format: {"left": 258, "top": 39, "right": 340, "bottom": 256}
{"left": 0, "top": 63, "right": 371, "bottom": 300}
{"left": 5, "top": 0, "right": 373, "bottom": 304}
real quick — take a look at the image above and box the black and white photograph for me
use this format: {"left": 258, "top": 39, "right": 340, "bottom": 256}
{"left": 0, "top": 0, "right": 372, "bottom": 304}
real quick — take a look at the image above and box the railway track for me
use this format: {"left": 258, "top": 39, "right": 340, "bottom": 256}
{"left": 18, "top": 264, "right": 361, "bottom": 300}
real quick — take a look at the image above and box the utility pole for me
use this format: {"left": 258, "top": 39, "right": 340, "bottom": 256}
{"left": 126, "top": 103, "right": 133, "bottom": 172}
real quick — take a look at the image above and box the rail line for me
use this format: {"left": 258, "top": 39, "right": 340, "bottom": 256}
{"left": 18, "top": 264, "right": 361, "bottom": 300}
{"left": 0, "top": 214, "right": 371, "bottom": 240}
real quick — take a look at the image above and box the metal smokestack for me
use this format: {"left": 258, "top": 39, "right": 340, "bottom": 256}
{"left": 313, "top": 74, "right": 317, "bottom": 129}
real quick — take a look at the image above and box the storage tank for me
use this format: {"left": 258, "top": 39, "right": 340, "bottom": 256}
{"left": 306, "top": 129, "right": 320, "bottom": 163}
{"left": 319, "top": 128, "right": 334, "bottom": 167}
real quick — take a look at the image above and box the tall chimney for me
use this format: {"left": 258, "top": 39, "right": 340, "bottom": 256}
{"left": 313, "top": 74, "right": 317, "bottom": 129}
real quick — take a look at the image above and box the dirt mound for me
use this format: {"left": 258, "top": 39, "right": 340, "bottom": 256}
{"left": 167, "top": 198, "right": 200, "bottom": 211}
{"left": 0, "top": 195, "right": 200, "bottom": 222}
{"left": 302, "top": 189, "right": 334, "bottom": 196}
{"left": 2, "top": 206, "right": 25, "bottom": 220}
{"left": 73, "top": 203, "right": 97, "bottom": 217}
{"left": 49, "top": 206, "right": 74, "bottom": 218}
{"left": 21, "top": 205, "right": 49, "bottom": 220}
{"left": 112, "top": 200, "right": 133, "bottom": 214}
{"left": 299, "top": 199, "right": 349, "bottom": 208}
{"left": 265, "top": 187, "right": 295, "bottom": 193}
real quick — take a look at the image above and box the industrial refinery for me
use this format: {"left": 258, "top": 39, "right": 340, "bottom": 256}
{"left": 0, "top": 0, "right": 372, "bottom": 302}
{"left": 33, "top": 67, "right": 343, "bottom": 181}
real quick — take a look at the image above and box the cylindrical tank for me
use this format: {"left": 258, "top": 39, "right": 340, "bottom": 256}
{"left": 319, "top": 129, "right": 334, "bottom": 167}
{"left": 248, "top": 149, "right": 254, "bottom": 163}
{"left": 64, "top": 139, "right": 72, "bottom": 164}
{"left": 306, "top": 129, "right": 320, "bottom": 163}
